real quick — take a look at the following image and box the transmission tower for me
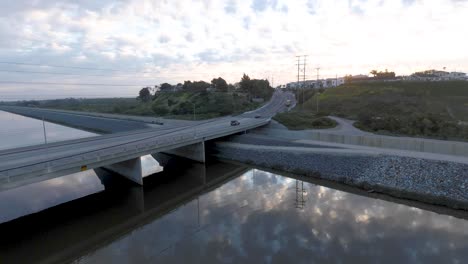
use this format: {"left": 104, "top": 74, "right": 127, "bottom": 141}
{"left": 296, "top": 55, "right": 308, "bottom": 106}
{"left": 294, "top": 180, "right": 306, "bottom": 209}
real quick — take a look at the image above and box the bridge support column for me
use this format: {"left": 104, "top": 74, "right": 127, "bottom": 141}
{"left": 104, "top": 155, "right": 162, "bottom": 185}
{"left": 163, "top": 141, "right": 206, "bottom": 163}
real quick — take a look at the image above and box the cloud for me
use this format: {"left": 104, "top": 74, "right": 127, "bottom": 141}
{"left": 224, "top": 0, "right": 237, "bottom": 14}
{"left": 401, "top": 0, "right": 416, "bottom": 5}
{"left": 0, "top": 0, "right": 467, "bottom": 99}
{"left": 280, "top": 5, "right": 288, "bottom": 13}
{"left": 251, "top": 0, "right": 269, "bottom": 12}
{"left": 185, "top": 32, "right": 194, "bottom": 42}
{"left": 159, "top": 35, "right": 171, "bottom": 44}
{"left": 243, "top": 16, "right": 251, "bottom": 30}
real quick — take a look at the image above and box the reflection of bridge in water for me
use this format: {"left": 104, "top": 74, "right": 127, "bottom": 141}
{"left": 0, "top": 159, "right": 250, "bottom": 264}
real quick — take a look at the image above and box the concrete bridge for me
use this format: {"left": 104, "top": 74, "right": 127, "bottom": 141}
{"left": 0, "top": 91, "right": 294, "bottom": 191}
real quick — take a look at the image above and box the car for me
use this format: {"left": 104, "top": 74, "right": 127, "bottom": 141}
{"left": 230, "top": 120, "right": 240, "bottom": 126}
{"left": 254, "top": 115, "right": 261, "bottom": 118}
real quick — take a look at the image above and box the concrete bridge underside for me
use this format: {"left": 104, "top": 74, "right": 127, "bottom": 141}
{"left": 105, "top": 141, "right": 206, "bottom": 185}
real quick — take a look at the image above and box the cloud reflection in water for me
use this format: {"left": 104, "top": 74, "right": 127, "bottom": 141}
{"left": 77, "top": 169, "right": 468, "bottom": 264}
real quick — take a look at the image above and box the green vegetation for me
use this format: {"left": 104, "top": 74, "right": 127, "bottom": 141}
{"left": 301, "top": 81, "right": 468, "bottom": 140}
{"left": 9, "top": 74, "right": 274, "bottom": 120}
{"left": 150, "top": 91, "right": 263, "bottom": 119}
{"left": 273, "top": 111, "right": 337, "bottom": 130}
{"left": 369, "top": 69, "right": 396, "bottom": 79}
{"left": 13, "top": 98, "right": 141, "bottom": 113}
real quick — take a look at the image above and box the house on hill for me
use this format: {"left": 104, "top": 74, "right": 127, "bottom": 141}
{"left": 409, "top": 69, "right": 467, "bottom": 81}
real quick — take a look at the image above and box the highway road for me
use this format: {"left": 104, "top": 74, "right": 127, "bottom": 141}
{"left": 0, "top": 90, "right": 294, "bottom": 190}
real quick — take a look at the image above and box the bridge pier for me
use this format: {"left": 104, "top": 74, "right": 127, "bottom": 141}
{"left": 163, "top": 141, "right": 206, "bottom": 163}
{"left": 104, "top": 155, "right": 162, "bottom": 185}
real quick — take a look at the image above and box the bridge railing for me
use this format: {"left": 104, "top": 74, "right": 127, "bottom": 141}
{"left": 0, "top": 118, "right": 269, "bottom": 188}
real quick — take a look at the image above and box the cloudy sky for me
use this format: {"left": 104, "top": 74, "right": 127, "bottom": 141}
{"left": 0, "top": 0, "right": 467, "bottom": 99}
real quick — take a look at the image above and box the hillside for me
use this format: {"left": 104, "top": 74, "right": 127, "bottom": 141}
{"left": 301, "top": 81, "right": 468, "bottom": 140}
{"left": 150, "top": 91, "right": 262, "bottom": 119}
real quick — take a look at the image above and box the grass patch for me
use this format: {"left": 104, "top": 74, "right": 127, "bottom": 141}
{"left": 300, "top": 81, "right": 468, "bottom": 141}
{"left": 273, "top": 112, "right": 337, "bottom": 130}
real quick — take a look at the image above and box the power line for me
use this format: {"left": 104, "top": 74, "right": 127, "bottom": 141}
{"left": 0, "top": 69, "right": 122, "bottom": 77}
{"left": 0, "top": 61, "right": 265, "bottom": 76}
{"left": 0, "top": 61, "right": 126, "bottom": 72}
{"left": 0, "top": 65, "right": 273, "bottom": 81}
{"left": 0, "top": 81, "right": 153, "bottom": 87}
{"left": 0, "top": 96, "right": 137, "bottom": 99}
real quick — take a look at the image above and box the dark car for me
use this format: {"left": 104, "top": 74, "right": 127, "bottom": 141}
{"left": 230, "top": 120, "right": 240, "bottom": 126}
{"left": 254, "top": 115, "right": 261, "bottom": 118}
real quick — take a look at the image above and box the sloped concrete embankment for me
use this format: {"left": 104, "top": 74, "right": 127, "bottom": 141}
{"left": 212, "top": 142, "right": 468, "bottom": 210}
{"left": 252, "top": 127, "right": 468, "bottom": 157}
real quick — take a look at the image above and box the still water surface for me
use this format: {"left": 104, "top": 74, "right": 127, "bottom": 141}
{"left": 0, "top": 110, "right": 96, "bottom": 150}
{"left": 1, "top": 111, "right": 468, "bottom": 263}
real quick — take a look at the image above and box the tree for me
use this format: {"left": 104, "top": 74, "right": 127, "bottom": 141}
{"left": 344, "top": 74, "right": 353, "bottom": 83}
{"left": 152, "top": 104, "right": 169, "bottom": 115}
{"left": 228, "top": 84, "right": 236, "bottom": 92}
{"left": 370, "top": 69, "right": 396, "bottom": 79}
{"left": 238, "top": 74, "right": 274, "bottom": 100}
{"left": 240, "top": 74, "right": 251, "bottom": 92}
{"left": 160, "top": 83, "right": 173, "bottom": 92}
{"left": 211, "top": 77, "right": 228, "bottom": 92}
{"left": 138, "top": 87, "right": 152, "bottom": 102}
{"left": 182, "top": 80, "right": 210, "bottom": 92}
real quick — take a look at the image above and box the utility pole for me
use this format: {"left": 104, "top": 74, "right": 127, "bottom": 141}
{"left": 193, "top": 104, "right": 196, "bottom": 121}
{"left": 42, "top": 116, "right": 48, "bottom": 144}
{"left": 315, "top": 67, "right": 320, "bottom": 113}
{"left": 303, "top": 56, "right": 307, "bottom": 85}
{"left": 303, "top": 55, "right": 308, "bottom": 107}
{"left": 296, "top": 56, "right": 301, "bottom": 88}
{"left": 315, "top": 67, "right": 320, "bottom": 83}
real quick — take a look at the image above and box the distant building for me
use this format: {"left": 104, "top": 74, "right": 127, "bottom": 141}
{"left": 409, "top": 69, "right": 467, "bottom": 81}
{"left": 448, "top": 72, "right": 467, "bottom": 79}
{"left": 286, "top": 77, "right": 345, "bottom": 89}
